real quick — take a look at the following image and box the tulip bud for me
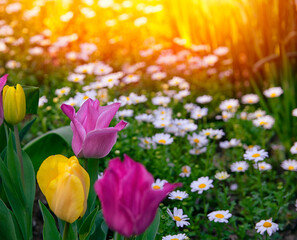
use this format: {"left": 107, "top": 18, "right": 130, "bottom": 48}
{"left": 3, "top": 84, "right": 26, "bottom": 125}
{"left": 37, "top": 155, "right": 90, "bottom": 223}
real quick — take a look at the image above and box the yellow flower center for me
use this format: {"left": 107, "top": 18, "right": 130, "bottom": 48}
{"left": 100, "top": 68, "right": 104, "bottom": 72}
{"left": 215, "top": 214, "right": 224, "bottom": 219}
{"left": 270, "top": 93, "right": 276, "bottom": 97}
{"left": 161, "top": 124, "right": 165, "bottom": 127}
{"left": 158, "top": 139, "right": 166, "bottom": 144}
{"left": 252, "top": 153, "right": 260, "bottom": 158}
{"left": 182, "top": 168, "right": 188, "bottom": 173}
{"left": 197, "top": 114, "right": 201, "bottom": 117}
{"left": 83, "top": 96, "right": 89, "bottom": 100}
{"left": 74, "top": 77, "right": 80, "bottom": 82}
{"left": 205, "top": 132, "right": 210, "bottom": 136}
{"left": 237, "top": 167, "right": 243, "bottom": 171}
{"left": 259, "top": 121, "right": 267, "bottom": 125}
{"left": 126, "top": 97, "right": 130, "bottom": 100}
{"left": 175, "top": 196, "right": 182, "bottom": 200}
{"left": 108, "top": 78, "right": 113, "bottom": 82}
{"left": 198, "top": 183, "right": 206, "bottom": 189}
{"left": 173, "top": 216, "right": 181, "bottom": 221}
{"left": 288, "top": 166, "right": 294, "bottom": 170}
{"left": 248, "top": 99, "right": 253, "bottom": 103}
{"left": 171, "top": 239, "right": 179, "bottom": 240}
{"left": 227, "top": 105, "right": 232, "bottom": 109}
{"left": 82, "top": 69, "right": 88, "bottom": 73}
{"left": 61, "top": 89, "right": 66, "bottom": 93}
{"left": 194, "top": 138, "right": 200, "bottom": 143}
{"left": 260, "top": 166, "right": 265, "bottom": 169}
{"left": 161, "top": 111, "right": 165, "bottom": 114}
{"left": 263, "top": 222, "right": 272, "bottom": 228}
{"left": 152, "top": 185, "right": 160, "bottom": 190}
{"left": 144, "top": 140, "right": 149, "bottom": 144}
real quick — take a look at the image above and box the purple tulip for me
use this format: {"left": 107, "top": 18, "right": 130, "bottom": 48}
{"left": 95, "top": 155, "right": 182, "bottom": 237}
{"left": 0, "top": 74, "right": 8, "bottom": 126}
{"left": 61, "top": 99, "right": 127, "bottom": 159}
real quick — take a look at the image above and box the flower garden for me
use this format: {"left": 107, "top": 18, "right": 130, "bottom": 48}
{"left": 1, "top": 0, "right": 297, "bottom": 239}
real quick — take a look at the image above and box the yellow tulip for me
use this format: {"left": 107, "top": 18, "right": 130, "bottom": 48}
{"left": 37, "top": 155, "right": 90, "bottom": 223}
{"left": 3, "top": 84, "right": 26, "bottom": 125}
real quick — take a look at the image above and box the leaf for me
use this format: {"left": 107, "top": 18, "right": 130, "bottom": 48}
{"left": 39, "top": 201, "right": 62, "bottom": 240}
{"left": 20, "top": 117, "right": 36, "bottom": 142}
{"left": 23, "top": 126, "right": 72, "bottom": 172}
{"left": 79, "top": 207, "right": 99, "bottom": 240}
{"left": 0, "top": 199, "right": 17, "bottom": 240}
{"left": 89, "top": 211, "right": 108, "bottom": 240}
{"left": 0, "top": 124, "right": 7, "bottom": 153}
{"left": 135, "top": 209, "right": 161, "bottom": 240}
{"left": 0, "top": 159, "right": 27, "bottom": 239}
{"left": 23, "top": 86, "right": 39, "bottom": 115}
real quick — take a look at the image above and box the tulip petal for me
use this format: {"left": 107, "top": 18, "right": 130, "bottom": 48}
{"left": 45, "top": 172, "right": 85, "bottom": 223}
{"left": 0, "top": 74, "right": 8, "bottom": 126}
{"left": 76, "top": 99, "right": 101, "bottom": 133}
{"left": 80, "top": 120, "right": 127, "bottom": 158}
{"left": 61, "top": 104, "right": 86, "bottom": 156}
{"left": 95, "top": 102, "right": 121, "bottom": 129}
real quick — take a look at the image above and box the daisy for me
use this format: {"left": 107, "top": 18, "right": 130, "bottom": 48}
{"left": 214, "top": 46, "right": 229, "bottom": 56}
{"left": 74, "top": 90, "right": 97, "bottom": 106}
{"left": 184, "top": 103, "right": 197, "bottom": 112}
{"left": 241, "top": 94, "right": 259, "bottom": 104}
{"left": 153, "top": 107, "right": 172, "bottom": 118}
{"left": 196, "top": 95, "right": 212, "bottom": 104}
{"left": 168, "top": 190, "right": 189, "bottom": 200}
{"left": 253, "top": 162, "right": 272, "bottom": 171}
{"left": 122, "top": 74, "right": 140, "bottom": 84}
{"left": 207, "top": 210, "right": 232, "bottom": 223}
{"left": 38, "top": 96, "right": 48, "bottom": 107}
{"left": 152, "top": 96, "right": 171, "bottom": 106}
{"left": 168, "top": 76, "right": 185, "bottom": 86}
{"left": 215, "top": 171, "right": 230, "bottom": 180}
{"left": 211, "top": 129, "right": 225, "bottom": 140}
{"left": 230, "top": 161, "right": 249, "bottom": 172}
{"left": 63, "top": 97, "right": 77, "bottom": 107}
{"left": 219, "top": 99, "right": 239, "bottom": 112}
{"left": 292, "top": 108, "right": 297, "bottom": 117}
{"left": 190, "top": 107, "right": 208, "bottom": 119}
{"left": 93, "top": 63, "right": 113, "bottom": 76}
{"left": 219, "top": 138, "right": 241, "bottom": 149}
{"left": 117, "top": 109, "right": 134, "bottom": 118}
{"left": 179, "top": 165, "right": 191, "bottom": 177}
{"left": 139, "top": 137, "right": 156, "bottom": 150}
{"left": 55, "top": 87, "right": 71, "bottom": 97}
{"left": 200, "top": 128, "right": 216, "bottom": 138}
{"left": 151, "top": 71, "right": 167, "bottom": 81}
{"left": 253, "top": 115, "right": 275, "bottom": 129}
{"left": 281, "top": 159, "right": 297, "bottom": 171}
{"left": 74, "top": 64, "right": 94, "bottom": 74}
{"left": 263, "top": 87, "right": 283, "bottom": 98}
{"left": 152, "top": 179, "right": 168, "bottom": 190}
{"left": 178, "top": 122, "right": 197, "bottom": 132}
{"left": 101, "top": 73, "right": 121, "bottom": 89}
{"left": 290, "top": 142, "right": 297, "bottom": 154}
{"left": 152, "top": 133, "right": 173, "bottom": 145}
{"left": 167, "top": 208, "right": 190, "bottom": 227}
{"left": 162, "top": 233, "right": 188, "bottom": 240}
{"left": 255, "top": 219, "right": 279, "bottom": 236}
{"left": 189, "top": 147, "right": 207, "bottom": 155}
{"left": 153, "top": 119, "right": 171, "bottom": 128}
{"left": 248, "top": 110, "right": 266, "bottom": 120}
{"left": 67, "top": 73, "right": 85, "bottom": 84}
{"left": 221, "top": 111, "right": 235, "bottom": 122}
{"left": 244, "top": 148, "right": 268, "bottom": 162}
{"left": 188, "top": 133, "right": 208, "bottom": 147}
{"left": 190, "top": 176, "right": 214, "bottom": 194}
{"left": 135, "top": 114, "right": 154, "bottom": 123}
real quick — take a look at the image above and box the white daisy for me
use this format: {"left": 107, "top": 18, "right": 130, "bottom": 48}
{"left": 190, "top": 106, "right": 208, "bottom": 119}
{"left": 135, "top": 114, "right": 154, "bottom": 123}
{"left": 117, "top": 109, "right": 134, "bottom": 118}
{"left": 255, "top": 219, "right": 279, "bottom": 236}
{"left": 152, "top": 179, "right": 168, "bottom": 190}
{"left": 253, "top": 115, "right": 275, "bottom": 129}
{"left": 196, "top": 95, "right": 212, "bottom": 104}
{"left": 190, "top": 176, "right": 214, "bottom": 194}
{"left": 152, "top": 133, "right": 174, "bottom": 145}
{"left": 188, "top": 133, "right": 208, "bottom": 147}
{"left": 290, "top": 142, "right": 297, "bottom": 154}
{"left": 292, "top": 108, "right": 297, "bottom": 117}
{"left": 38, "top": 96, "right": 48, "bottom": 107}
{"left": 215, "top": 171, "right": 230, "bottom": 180}
{"left": 168, "top": 190, "right": 189, "bottom": 201}
{"left": 55, "top": 87, "right": 71, "bottom": 97}
{"left": 162, "top": 233, "right": 188, "bottom": 240}
{"left": 263, "top": 87, "right": 283, "bottom": 98}
{"left": 139, "top": 137, "right": 156, "bottom": 150}
{"left": 219, "top": 99, "right": 239, "bottom": 112}
{"left": 281, "top": 159, "right": 297, "bottom": 171}
{"left": 253, "top": 162, "right": 272, "bottom": 171}
{"left": 219, "top": 138, "right": 241, "bottom": 149}
{"left": 179, "top": 166, "right": 191, "bottom": 177}
{"left": 207, "top": 210, "right": 232, "bottom": 223}
{"left": 189, "top": 147, "right": 207, "bottom": 155}
{"left": 230, "top": 161, "right": 249, "bottom": 172}
{"left": 243, "top": 148, "right": 268, "bottom": 162}
{"left": 67, "top": 73, "right": 85, "bottom": 84}
{"left": 167, "top": 208, "right": 190, "bottom": 228}
{"left": 241, "top": 94, "right": 259, "bottom": 104}
{"left": 152, "top": 96, "right": 171, "bottom": 106}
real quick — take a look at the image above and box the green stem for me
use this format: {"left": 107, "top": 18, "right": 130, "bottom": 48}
{"left": 62, "top": 222, "right": 70, "bottom": 240}
{"left": 86, "top": 159, "right": 99, "bottom": 215}
{"left": 14, "top": 125, "right": 24, "bottom": 185}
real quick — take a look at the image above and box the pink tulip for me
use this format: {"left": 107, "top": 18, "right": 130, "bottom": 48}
{"left": 61, "top": 99, "right": 127, "bottom": 159}
{"left": 0, "top": 74, "right": 8, "bottom": 126}
{"left": 95, "top": 155, "right": 182, "bottom": 237}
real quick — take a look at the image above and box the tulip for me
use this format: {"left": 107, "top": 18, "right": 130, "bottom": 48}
{"left": 95, "top": 155, "right": 182, "bottom": 237}
{"left": 61, "top": 99, "right": 127, "bottom": 159}
{"left": 0, "top": 74, "right": 8, "bottom": 126}
{"left": 3, "top": 83, "right": 26, "bottom": 125}
{"left": 37, "top": 155, "right": 90, "bottom": 223}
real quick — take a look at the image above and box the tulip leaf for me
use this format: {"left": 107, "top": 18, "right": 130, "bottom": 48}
{"left": 0, "top": 124, "right": 7, "bottom": 153}
{"left": 79, "top": 207, "right": 99, "bottom": 240}
{"left": 23, "top": 126, "right": 73, "bottom": 172}
{"left": 20, "top": 117, "right": 36, "bottom": 142}
{"left": 0, "top": 159, "right": 28, "bottom": 239}
{"left": 89, "top": 211, "right": 108, "bottom": 240}
{"left": 135, "top": 208, "right": 161, "bottom": 240}
{"left": 39, "top": 201, "right": 62, "bottom": 240}
{"left": 23, "top": 86, "right": 39, "bottom": 115}
{"left": 22, "top": 151, "right": 36, "bottom": 221}
{"left": 0, "top": 199, "right": 17, "bottom": 240}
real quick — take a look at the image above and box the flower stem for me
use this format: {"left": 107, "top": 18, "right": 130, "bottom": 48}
{"left": 62, "top": 222, "right": 70, "bottom": 240}
{"left": 14, "top": 125, "right": 24, "bottom": 185}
